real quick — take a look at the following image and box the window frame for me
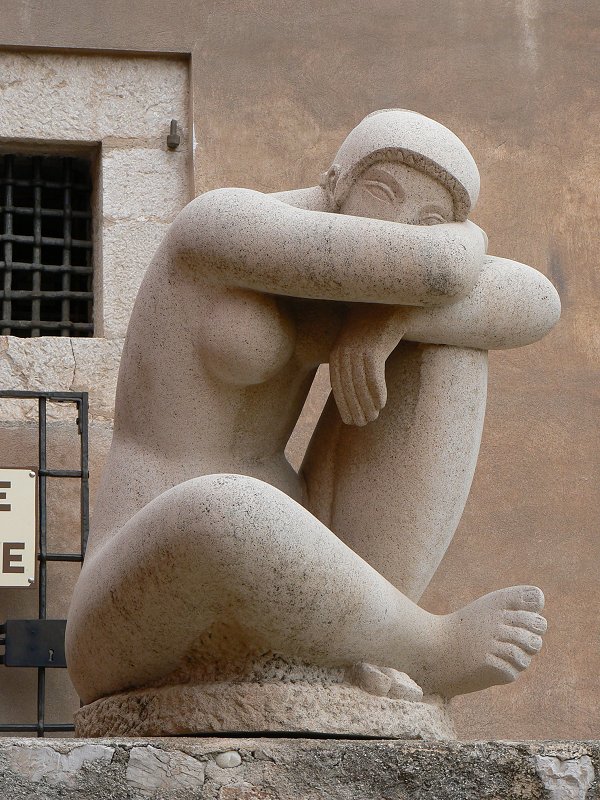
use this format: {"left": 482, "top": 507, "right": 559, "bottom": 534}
{"left": 0, "top": 141, "right": 101, "bottom": 338}
{"left": 0, "top": 149, "right": 98, "bottom": 337}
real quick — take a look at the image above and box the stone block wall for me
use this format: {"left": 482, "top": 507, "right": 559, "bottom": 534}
{"left": 0, "top": 50, "right": 192, "bottom": 732}
{"left": 0, "top": 737, "right": 598, "bottom": 799}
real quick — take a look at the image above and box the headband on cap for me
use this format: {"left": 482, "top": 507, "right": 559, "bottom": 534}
{"left": 323, "top": 109, "right": 479, "bottom": 221}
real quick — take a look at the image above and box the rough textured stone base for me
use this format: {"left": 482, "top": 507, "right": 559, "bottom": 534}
{"left": 1, "top": 737, "right": 598, "bottom": 799}
{"left": 74, "top": 682, "right": 455, "bottom": 740}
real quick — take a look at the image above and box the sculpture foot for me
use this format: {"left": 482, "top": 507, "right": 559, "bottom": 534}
{"left": 347, "top": 662, "right": 423, "bottom": 702}
{"left": 422, "top": 585, "right": 546, "bottom": 697}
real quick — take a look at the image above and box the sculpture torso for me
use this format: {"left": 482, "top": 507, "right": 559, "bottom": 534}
{"left": 88, "top": 243, "right": 346, "bottom": 554}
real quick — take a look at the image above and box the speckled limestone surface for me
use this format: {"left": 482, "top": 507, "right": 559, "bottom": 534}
{"left": 63, "top": 111, "right": 560, "bottom": 739}
{"left": 0, "top": 51, "right": 191, "bottom": 340}
{"left": 0, "top": 738, "right": 598, "bottom": 800}
{"left": 74, "top": 682, "right": 455, "bottom": 740}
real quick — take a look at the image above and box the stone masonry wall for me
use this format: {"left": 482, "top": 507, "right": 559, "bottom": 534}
{"left": 0, "top": 737, "right": 598, "bottom": 799}
{"left": 0, "top": 51, "right": 192, "bottom": 732}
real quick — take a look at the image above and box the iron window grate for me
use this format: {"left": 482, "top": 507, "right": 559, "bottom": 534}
{"left": 0, "top": 154, "right": 94, "bottom": 337}
{"left": 0, "top": 390, "right": 89, "bottom": 736}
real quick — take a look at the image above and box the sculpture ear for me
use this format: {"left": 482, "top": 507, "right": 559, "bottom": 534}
{"left": 319, "top": 164, "right": 341, "bottom": 208}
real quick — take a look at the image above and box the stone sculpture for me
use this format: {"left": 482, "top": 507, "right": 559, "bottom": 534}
{"left": 67, "top": 109, "right": 560, "bottom": 737}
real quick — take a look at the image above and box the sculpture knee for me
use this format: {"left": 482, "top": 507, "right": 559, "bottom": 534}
{"left": 173, "top": 473, "right": 284, "bottom": 524}
{"left": 162, "top": 473, "right": 296, "bottom": 562}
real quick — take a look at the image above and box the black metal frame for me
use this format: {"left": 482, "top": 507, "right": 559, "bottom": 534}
{"left": 0, "top": 154, "right": 94, "bottom": 337}
{"left": 0, "top": 390, "right": 89, "bottom": 735}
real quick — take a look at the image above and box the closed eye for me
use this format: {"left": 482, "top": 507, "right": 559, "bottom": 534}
{"left": 420, "top": 212, "right": 447, "bottom": 225}
{"left": 363, "top": 180, "right": 396, "bottom": 203}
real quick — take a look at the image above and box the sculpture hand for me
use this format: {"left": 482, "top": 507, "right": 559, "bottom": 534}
{"left": 330, "top": 340, "right": 389, "bottom": 426}
{"left": 330, "top": 305, "right": 411, "bottom": 426}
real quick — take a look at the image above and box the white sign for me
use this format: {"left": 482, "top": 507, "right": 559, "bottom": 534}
{"left": 0, "top": 468, "right": 37, "bottom": 588}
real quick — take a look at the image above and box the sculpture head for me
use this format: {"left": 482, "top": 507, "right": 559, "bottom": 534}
{"left": 321, "top": 109, "right": 480, "bottom": 225}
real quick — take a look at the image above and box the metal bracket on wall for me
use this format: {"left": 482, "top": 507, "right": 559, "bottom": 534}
{"left": 167, "top": 119, "right": 181, "bottom": 149}
{"left": 0, "top": 619, "right": 67, "bottom": 668}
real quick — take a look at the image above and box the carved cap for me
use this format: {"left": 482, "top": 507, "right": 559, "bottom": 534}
{"left": 328, "top": 109, "right": 480, "bottom": 221}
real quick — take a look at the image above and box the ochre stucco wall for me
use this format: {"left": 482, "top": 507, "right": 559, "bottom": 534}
{"left": 1, "top": 0, "right": 599, "bottom": 740}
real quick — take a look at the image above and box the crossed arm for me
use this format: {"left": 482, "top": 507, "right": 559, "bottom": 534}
{"left": 168, "top": 188, "right": 559, "bottom": 427}
{"left": 170, "top": 188, "right": 486, "bottom": 306}
{"left": 330, "top": 256, "right": 561, "bottom": 426}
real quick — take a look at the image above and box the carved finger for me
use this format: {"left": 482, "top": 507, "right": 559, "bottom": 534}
{"left": 341, "top": 350, "right": 366, "bottom": 426}
{"left": 329, "top": 349, "right": 353, "bottom": 425}
{"left": 363, "top": 350, "right": 388, "bottom": 412}
{"left": 331, "top": 348, "right": 364, "bottom": 425}
{"left": 352, "top": 354, "right": 378, "bottom": 424}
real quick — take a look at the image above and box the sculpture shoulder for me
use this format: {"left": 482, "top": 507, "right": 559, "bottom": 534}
{"left": 169, "top": 187, "right": 280, "bottom": 246}
{"left": 168, "top": 185, "right": 329, "bottom": 255}
{"left": 163, "top": 188, "right": 297, "bottom": 285}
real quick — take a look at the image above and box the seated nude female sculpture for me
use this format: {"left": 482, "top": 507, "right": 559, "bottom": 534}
{"left": 67, "top": 109, "right": 560, "bottom": 737}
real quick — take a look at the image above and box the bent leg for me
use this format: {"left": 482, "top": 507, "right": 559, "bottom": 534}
{"left": 67, "top": 473, "right": 545, "bottom": 702}
{"left": 303, "top": 342, "right": 487, "bottom": 603}
{"left": 403, "top": 256, "right": 560, "bottom": 350}
{"left": 67, "top": 473, "right": 437, "bottom": 704}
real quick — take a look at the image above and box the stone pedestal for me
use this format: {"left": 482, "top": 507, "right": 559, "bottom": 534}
{"left": 1, "top": 737, "right": 597, "bottom": 799}
{"left": 72, "top": 658, "right": 455, "bottom": 740}
{"left": 74, "top": 683, "right": 454, "bottom": 741}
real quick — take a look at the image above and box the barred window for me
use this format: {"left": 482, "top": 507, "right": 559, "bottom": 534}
{"left": 0, "top": 154, "right": 94, "bottom": 337}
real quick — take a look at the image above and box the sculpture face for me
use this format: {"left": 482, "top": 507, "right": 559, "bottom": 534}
{"left": 336, "top": 161, "right": 455, "bottom": 226}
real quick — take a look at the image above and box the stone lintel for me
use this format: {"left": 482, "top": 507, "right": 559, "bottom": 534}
{"left": 0, "top": 737, "right": 598, "bottom": 799}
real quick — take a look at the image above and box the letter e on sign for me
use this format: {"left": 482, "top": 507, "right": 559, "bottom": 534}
{"left": 0, "top": 468, "right": 37, "bottom": 587}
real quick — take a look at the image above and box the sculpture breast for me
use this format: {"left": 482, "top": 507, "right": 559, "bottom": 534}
{"left": 199, "top": 288, "right": 296, "bottom": 386}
